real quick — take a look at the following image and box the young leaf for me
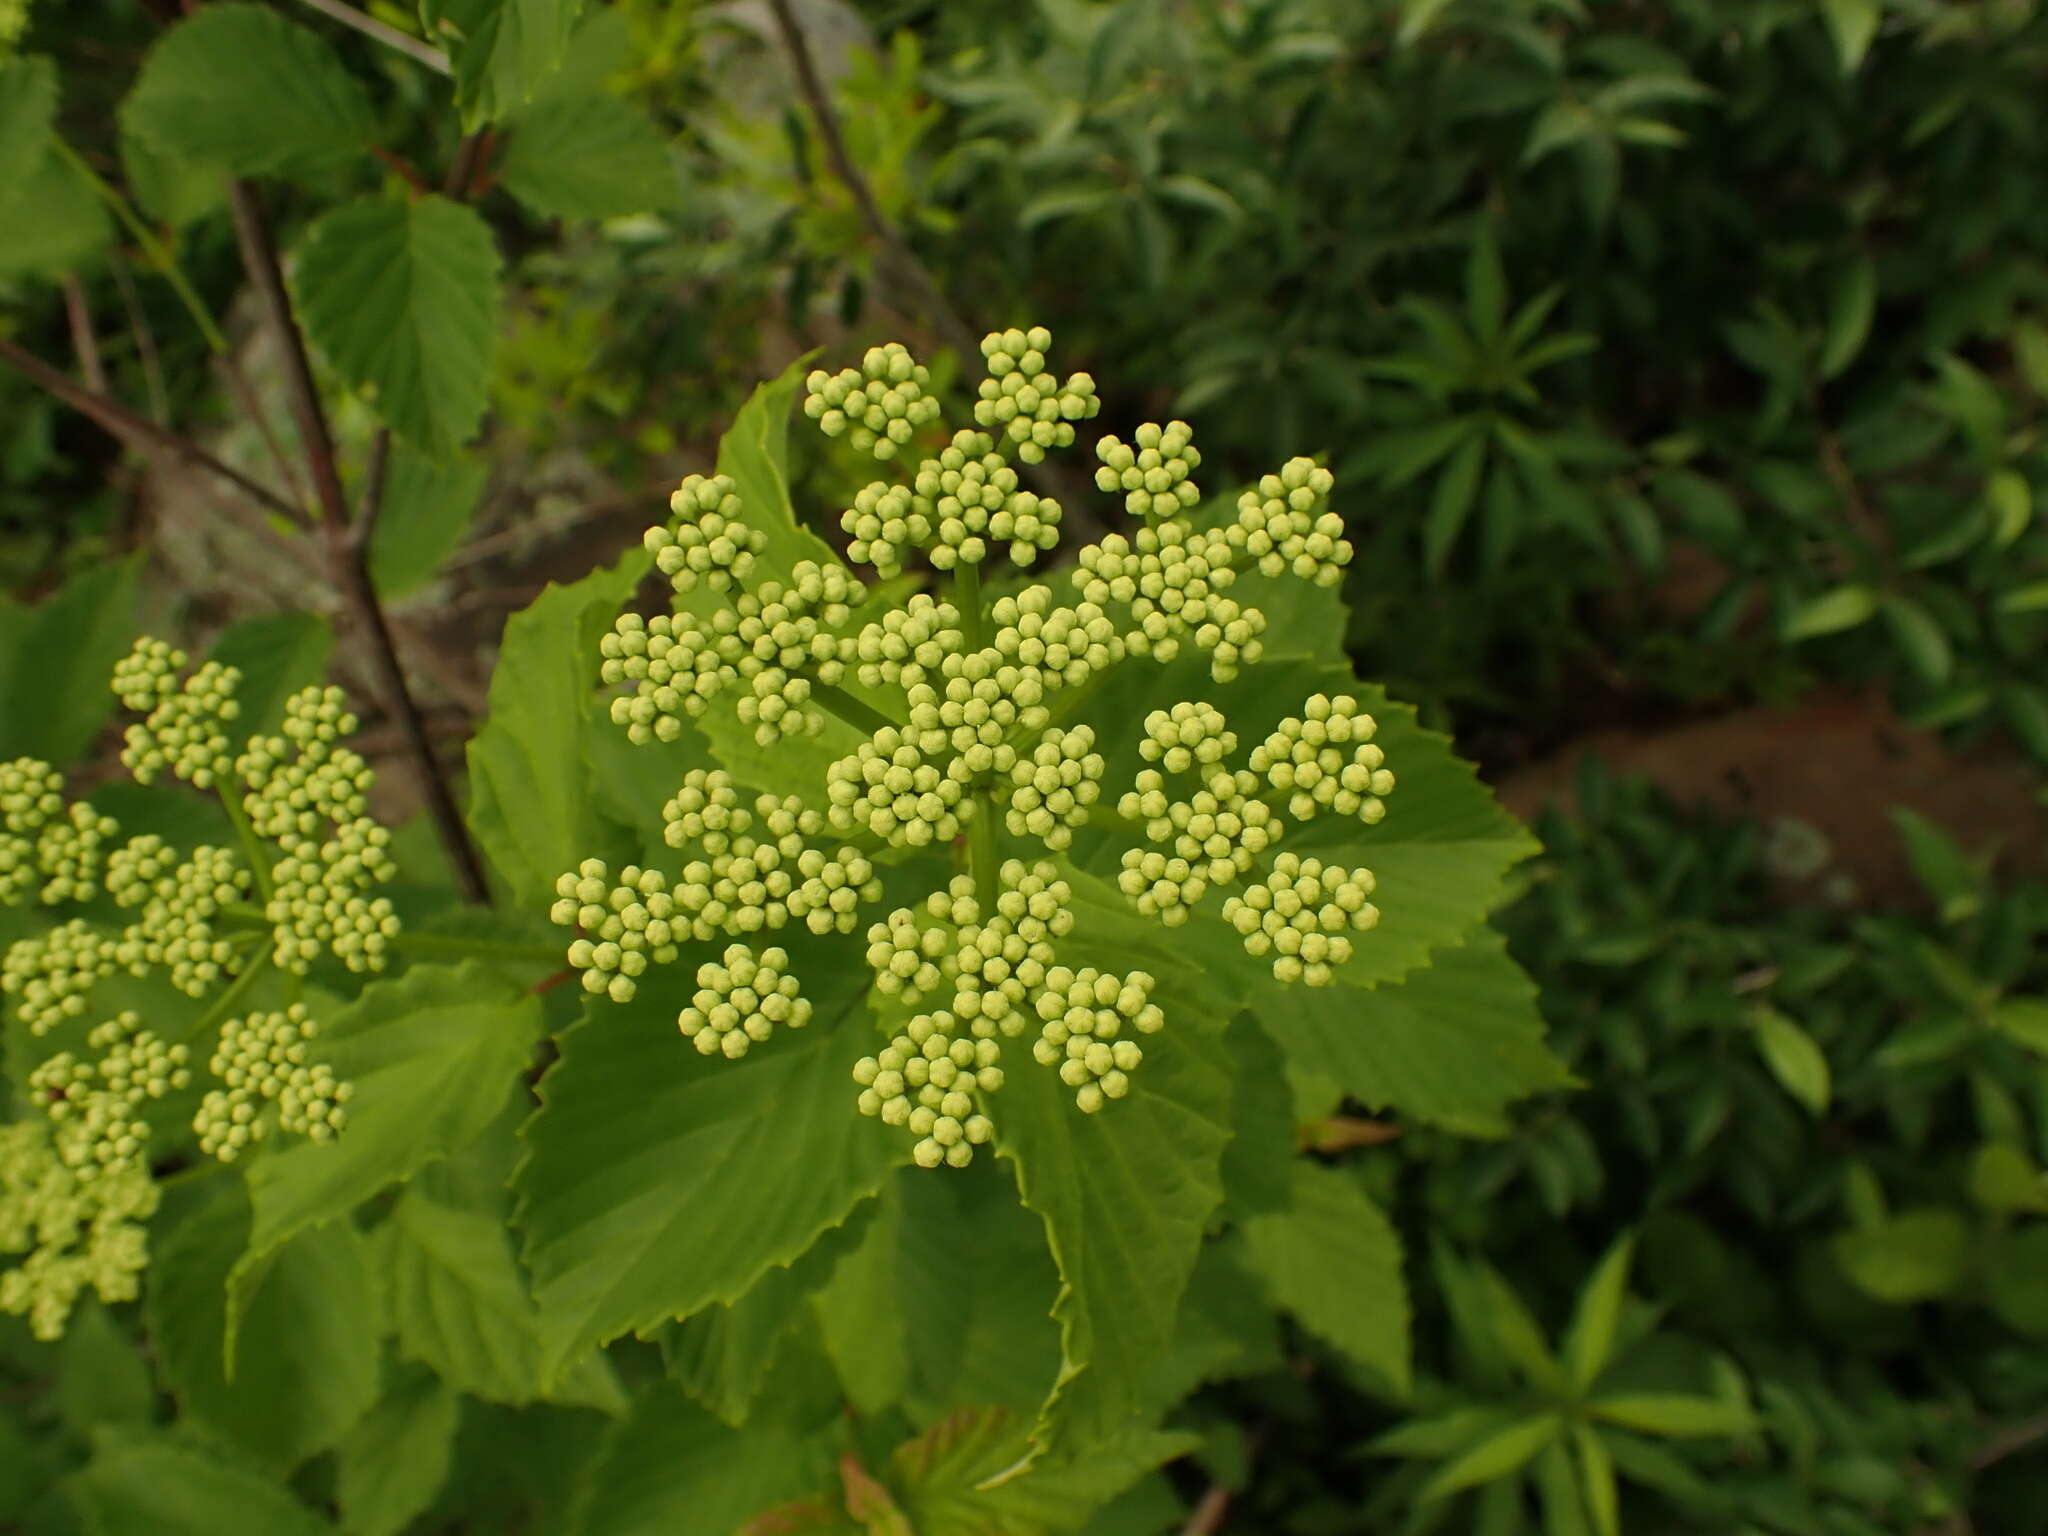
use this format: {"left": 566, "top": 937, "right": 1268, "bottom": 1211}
{"left": 1831, "top": 1209, "right": 1970, "bottom": 1303}
{"left": 336, "top": 1367, "right": 460, "bottom": 1536}
{"left": 1466, "top": 221, "right": 1507, "bottom": 343}
{"left": 1533, "top": 1438, "right": 1592, "bottom": 1536}
{"left": 1240, "top": 1163, "right": 1411, "bottom": 1397}
{"left": 0, "top": 145, "right": 109, "bottom": 276}
{"left": 1561, "top": 1234, "right": 1636, "bottom": 1392}
{"left": 1888, "top": 808, "right": 1984, "bottom": 924}
{"left": 1818, "top": 0, "right": 1881, "bottom": 73}
{"left": 500, "top": 91, "right": 678, "bottom": 219}
{"left": 422, "top": 0, "right": 582, "bottom": 127}
{"left": 67, "top": 1434, "right": 332, "bottom": 1536}
{"left": 1878, "top": 595, "right": 1952, "bottom": 686}
{"left": 1992, "top": 998, "right": 2048, "bottom": 1055}
{"left": 1749, "top": 1008, "right": 1831, "bottom": 1116}
{"left": 1585, "top": 1394, "right": 1756, "bottom": 1438}
{"left": 1417, "top": 1415, "right": 1561, "bottom": 1503}
{"left": 1819, "top": 256, "right": 1876, "bottom": 379}
{"left": 1478, "top": 1264, "right": 1567, "bottom": 1395}
{"left": 120, "top": 5, "right": 375, "bottom": 176}
{"left": 1986, "top": 468, "right": 2034, "bottom": 548}
{"left": 293, "top": 195, "right": 502, "bottom": 457}
{"left": 1781, "top": 583, "right": 1877, "bottom": 641}
{"left": 514, "top": 950, "right": 907, "bottom": 1376}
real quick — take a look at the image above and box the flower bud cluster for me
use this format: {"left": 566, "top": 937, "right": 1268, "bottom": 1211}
{"left": 1077, "top": 520, "right": 1266, "bottom": 682}
{"left": 678, "top": 944, "right": 811, "bottom": 1058}
{"left": 195, "top": 1003, "right": 352, "bottom": 1161}
{"left": 1118, "top": 766, "right": 1278, "bottom": 900}
{"left": 646, "top": 474, "right": 766, "bottom": 593}
{"left": 1230, "top": 457, "right": 1349, "bottom": 585}
{"left": 28, "top": 1014, "right": 191, "bottom": 1179}
{"left": 0, "top": 1118, "right": 158, "bottom": 1340}
{"left": 111, "top": 640, "right": 241, "bottom": 788}
{"left": 851, "top": 596, "right": 960, "bottom": 688}
{"left": 914, "top": 430, "right": 1063, "bottom": 571}
{"left": 825, "top": 723, "right": 968, "bottom": 847}
{"left": 1095, "top": 421, "right": 1202, "bottom": 519}
{"left": 989, "top": 587, "right": 1124, "bottom": 687}
{"left": 1221, "top": 853, "right": 1380, "bottom": 987}
{"left": 2, "top": 919, "right": 118, "bottom": 1036}
{"left": 1031, "top": 967, "right": 1162, "bottom": 1112}
{"left": 805, "top": 342, "right": 943, "bottom": 460}
{"left": 1, "top": 764, "right": 118, "bottom": 907}
{"left": 111, "top": 844, "right": 248, "bottom": 996}
{"left": 1247, "top": 694, "right": 1396, "bottom": 824}
{"left": 601, "top": 562, "right": 863, "bottom": 748}
{"left": 241, "top": 690, "right": 400, "bottom": 974}
{"left": 948, "top": 861, "right": 1072, "bottom": 1036}
{"left": 853, "top": 1012, "right": 1000, "bottom": 1169}
{"left": 553, "top": 774, "right": 879, "bottom": 999}
{"left": 973, "top": 326, "right": 1101, "bottom": 465}
{"left": 1004, "top": 725, "right": 1103, "bottom": 851}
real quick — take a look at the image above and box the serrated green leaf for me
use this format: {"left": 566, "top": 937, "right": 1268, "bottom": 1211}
{"left": 568, "top": 1384, "right": 832, "bottom": 1536}
{"left": 337, "top": 1367, "right": 459, "bottom": 1536}
{"left": 120, "top": 5, "right": 375, "bottom": 176}
{"left": 1586, "top": 1394, "right": 1755, "bottom": 1438}
{"left": 370, "top": 448, "right": 487, "bottom": 598}
{"left": 1562, "top": 1234, "right": 1635, "bottom": 1391}
{"left": 1240, "top": 1162, "right": 1410, "bottom": 1396}
{"left": 1418, "top": 1414, "right": 1561, "bottom": 1502}
{"left": 228, "top": 962, "right": 540, "bottom": 1340}
{"left": 423, "top": 0, "right": 583, "bottom": 127}
{"left": 1818, "top": 0, "right": 1881, "bottom": 72}
{"left": 1832, "top": 1208, "right": 1970, "bottom": 1303}
{"left": 467, "top": 547, "right": 647, "bottom": 903}
{"left": 500, "top": 90, "right": 677, "bottom": 218}
{"left": 995, "top": 877, "right": 1235, "bottom": 1460}
{"left": 147, "top": 1187, "right": 380, "bottom": 1471}
{"left": 0, "top": 552, "right": 139, "bottom": 764}
{"left": 1819, "top": 255, "right": 1876, "bottom": 378}
{"left": 892, "top": 1408, "right": 1187, "bottom": 1536}
{"left": 1248, "top": 928, "right": 1567, "bottom": 1133}
{"left": 0, "top": 138, "right": 106, "bottom": 276}
{"left": 68, "top": 1433, "right": 332, "bottom": 1536}
{"left": 1782, "top": 583, "right": 1877, "bottom": 641}
{"left": 294, "top": 195, "right": 502, "bottom": 456}
{"left": 515, "top": 942, "right": 907, "bottom": 1375}
{"left": 1750, "top": 1008, "right": 1831, "bottom": 1115}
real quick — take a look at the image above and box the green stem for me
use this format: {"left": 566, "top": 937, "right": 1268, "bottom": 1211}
{"left": 968, "top": 790, "right": 999, "bottom": 917}
{"left": 216, "top": 784, "right": 275, "bottom": 910}
{"left": 811, "top": 681, "right": 901, "bottom": 736}
{"left": 185, "top": 948, "right": 275, "bottom": 1044}
{"left": 54, "top": 140, "right": 230, "bottom": 356}
{"left": 954, "top": 561, "right": 985, "bottom": 650}
{"left": 385, "top": 933, "right": 565, "bottom": 966}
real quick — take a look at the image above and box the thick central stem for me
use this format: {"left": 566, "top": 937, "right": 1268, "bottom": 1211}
{"left": 952, "top": 559, "right": 998, "bottom": 913}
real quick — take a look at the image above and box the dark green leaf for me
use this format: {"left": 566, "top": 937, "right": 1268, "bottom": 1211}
{"left": 68, "top": 1433, "right": 331, "bottom": 1536}
{"left": 500, "top": 91, "right": 677, "bottom": 218}
{"left": 1749, "top": 1008, "right": 1831, "bottom": 1115}
{"left": 1425, "top": 436, "right": 1487, "bottom": 579}
{"left": 206, "top": 611, "right": 334, "bottom": 737}
{"left": 1586, "top": 1394, "right": 1756, "bottom": 1438}
{"left": 1562, "top": 1234, "right": 1635, "bottom": 1391}
{"left": 0, "top": 552, "right": 140, "bottom": 764}
{"left": 1781, "top": 584, "right": 1877, "bottom": 641}
{"left": 1819, "top": 256, "right": 1876, "bottom": 378}
{"left": 370, "top": 449, "right": 487, "bottom": 598}
{"left": 0, "top": 55, "right": 55, "bottom": 179}
{"left": 294, "top": 195, "right": 502, "bottom": 456}
{"left": 422, "top": 0, "right": 583, "bottom": 127}
{"left": 336, "top": 1367, "right": 460, "bottom": 1536}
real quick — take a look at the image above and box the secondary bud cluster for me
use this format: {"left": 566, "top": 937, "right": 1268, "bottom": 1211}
{"left": 111, "top": 844, "right": 248, "bottom": 995}
{"left": 2, "top": 918, "right": 118, "bottom": 1035}
{"left": 1229, "top": 457, "right": 1349, "bottom": 585}
{"left": 111, "top": 640, "right": 241, "bottom": 788}
{"left": 0, "top": 1119, "right": 158, "bottom": 1340}
{"left": 1, "top": 761, "right": 116, "bottom": 907}
{"left": 1077, "top": 519, "right": 1266, "bottom": 682}
{"left": 974, "top": 326, "right": 1101, "bottom": 464}
{"left": 1031, "top": 967, "right": 1163, "bottom": 1113}
{"left": 1247, "top": 694, "right": 1396, "bottom": 823}
{"left": 678, "top": 944, "right": 811, "bottom": 1058}
{"left": 806, "top": 342, "right": 943, "bottom": 460}
{"left": 195, "top": 1003, "right": 352, "bottom": 1161}
{"left": 1096, "top": 421, "right": 1202, "bottom": 519}
{"left": 1221, "top": 853, "right": 1381, "bottom": 987}
{"left": 853, "top": 1013, "right": 1000, "bottom": 1169}
{"left": 1004, "top": 725, "right": 1103, "bottom": 851}
{"left": 647, "top": 474, "right": 765, "bottom": 592}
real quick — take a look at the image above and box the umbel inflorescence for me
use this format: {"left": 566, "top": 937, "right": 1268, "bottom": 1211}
{"left": 0, "top": 647, "right": 377, "bottom": 1338}
{"left": 564, "top": 326, "right": 1389, "bottom": 1170}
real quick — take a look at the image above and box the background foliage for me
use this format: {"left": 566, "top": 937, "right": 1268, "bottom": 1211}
{"left": 3, "top": 0, "right": 2047, "bottom": 1532}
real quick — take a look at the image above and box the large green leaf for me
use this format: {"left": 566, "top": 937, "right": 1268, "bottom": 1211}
{"left": 0, "top": 55, "right": 55, "bottom": 181}
{"left": 514, "top": 937, "right": 908, "bottom": 1374}
{"left": 370, "top": 447, "right": 488, "bottom": 598}
{"left": 1250, "top": 926, "right": 1568, "bottom": 1133}
{"left": 500, "top": 90, "right": 677, "bottom": 218}
{"left": 336, "top": 1366, "right": 460, "bottom": 1536}
{"left": 996, "top": 867, "right": 1236, "bottom": 1460}
{"left": 0, "top": 552, "right": 139, "bottom": 764}
{"left": 293, "top": 195, "right": 502, "bottom": 456}
{"left": 566, "top": 1384, "right": 831, "bottom": 1536}
{"left": 146, "top": 1187, "right": 380, "bottom": 1471}
{"left": 468, "top": 549, "right": 647, "bottom": 903}
{"left": 68, "top": 1433, "right": 332, "bottom": 1536}
{"left": 228, "top": 962, "right": 540, "bottom": 1334}
{"left": 119, "top": 5, "right": 375, "bottom": 176}
{"left": 206, "top": 610, "right": 334, "bottom": 737}
{"left": 422, "top": 0, "right": 583, "bottom": 126}
{"left": 1240, "top": 1161, "right": 1411, "bottom": 1397}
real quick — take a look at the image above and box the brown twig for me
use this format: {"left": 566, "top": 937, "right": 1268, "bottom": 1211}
{"left": 1974, "top": 1410, "right": 2048, "bottom": 1470}
{"left": 0, "top": 336, "right": 305, "bottom": 523}
{"left": 62, "top": 276, "right": 108, "bottom": 394}
{"left": 226, "top": 180, "right": 493, "bottom": 904}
